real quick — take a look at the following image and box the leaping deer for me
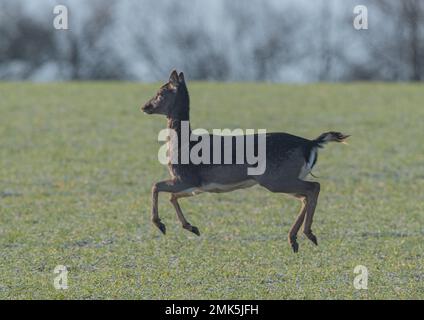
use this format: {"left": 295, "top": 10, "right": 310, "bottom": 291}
{"left": 141, "top": 70, "right": 349, "bottom": 252}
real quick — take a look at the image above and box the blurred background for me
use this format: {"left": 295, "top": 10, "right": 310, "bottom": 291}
{"left": 0, "top": 0, "right": 423, "bottom": 82}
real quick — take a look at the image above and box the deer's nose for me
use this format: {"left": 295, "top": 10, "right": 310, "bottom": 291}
{"left": 142, "top": 103, "right": 153, "bottom": 114}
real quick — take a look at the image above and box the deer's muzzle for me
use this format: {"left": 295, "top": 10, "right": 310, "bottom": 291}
{"left": 142, "top": 102, "right": 154, "bottom": 114}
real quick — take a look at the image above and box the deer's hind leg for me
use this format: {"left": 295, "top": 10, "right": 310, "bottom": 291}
{"left": 302, "top": 182, "right": 320, "bottom": 246}
{"left": 287, "top": 194, "right": 307, "bottom": 253}
{"left": 258, "top": 178, "right": 320, "bottom": 252}
{"left": 170, "top": 193, "right": 200, "bottom": 236}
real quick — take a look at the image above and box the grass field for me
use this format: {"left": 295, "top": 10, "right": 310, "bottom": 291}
{"left": 0, "top": 82, "right": 423, "bottom": 299}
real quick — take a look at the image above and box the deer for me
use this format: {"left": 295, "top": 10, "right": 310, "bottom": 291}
{"left": 141, "top": 70, "right": 349, "bottom": 252}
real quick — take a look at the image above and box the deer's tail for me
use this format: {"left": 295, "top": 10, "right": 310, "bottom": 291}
{"left": 312, "top": 131, "right": 350, "bottom": 148}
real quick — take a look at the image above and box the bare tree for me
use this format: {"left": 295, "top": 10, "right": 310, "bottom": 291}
{"left": 0, "top": 2, "right": 58, "bottom": 79}
{"left": 60, "top": 0, "right": 128, "bottom": 80}
{"left": 225, "top": 0, "right": 306, "bottom": 81}
{"left": 348, "top": 0, "right": 424, "bottom": 81}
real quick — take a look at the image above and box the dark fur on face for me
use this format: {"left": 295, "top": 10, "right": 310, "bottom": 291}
{"left": 142, "top": 70, "right": 189, "bottom": 120}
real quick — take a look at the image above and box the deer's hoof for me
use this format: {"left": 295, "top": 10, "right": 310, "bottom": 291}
{"left": 153, "top": 220, "right": 166, "bottom": 235}
{"left": 305, "top": 232, "right": 318, "bottom": 246}
{"left": 184, "top": 224, "right": 200, "bottom": 236}
{"left": 190, "top": 226, "right": 200, "bottom": 236}
{"left": 291, "top": 241, "right": 299, "bottom": 253}
{"left": 288, "top": 235, "right": 299, "bottom": 253}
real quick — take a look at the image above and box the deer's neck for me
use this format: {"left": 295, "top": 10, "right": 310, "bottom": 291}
{"left": 166, "top": 118, "right": 191, "bottom": 168}
{"left": 167, "top": 82, "right": 191, "bottom": 137}
{"left": 167, "top": 118, "right": 191, "bottom": 135}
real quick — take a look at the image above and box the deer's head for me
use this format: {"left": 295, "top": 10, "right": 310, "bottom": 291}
{"left": 142, "top": 70, "right": 186, "bottom": 118}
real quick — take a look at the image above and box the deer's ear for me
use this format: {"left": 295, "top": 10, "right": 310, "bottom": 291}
{"left": 178, "top": 72, "right": 185, "bottom": 83}
{"left": 169, "top": 70, "right": 179, "bottom": 86}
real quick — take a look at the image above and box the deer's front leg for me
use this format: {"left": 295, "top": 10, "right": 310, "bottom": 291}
{"left": 151, "top": 179, "right": 195, "bottom": 235}
{"left": 170, "top": 193, "right": 200, "bottom": 236}
{"left": 151, "top": 183, "right": 166, "bottom": 234}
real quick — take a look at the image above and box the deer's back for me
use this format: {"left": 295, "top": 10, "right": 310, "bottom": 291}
{"left": 178, "top": 133, "right": 314, "bottom": 190}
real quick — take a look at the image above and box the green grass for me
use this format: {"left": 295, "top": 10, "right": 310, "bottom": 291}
{"left": 0, "top": 82, "right": 423, "bottom": 299}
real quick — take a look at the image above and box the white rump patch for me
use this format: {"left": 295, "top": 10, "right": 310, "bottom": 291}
{"left": 299, "top": 147, "right": 317, "bottom": 179}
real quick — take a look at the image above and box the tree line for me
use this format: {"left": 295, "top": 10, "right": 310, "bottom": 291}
{"left": 0, "top": 0, "right": 422, "bottom": 82}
